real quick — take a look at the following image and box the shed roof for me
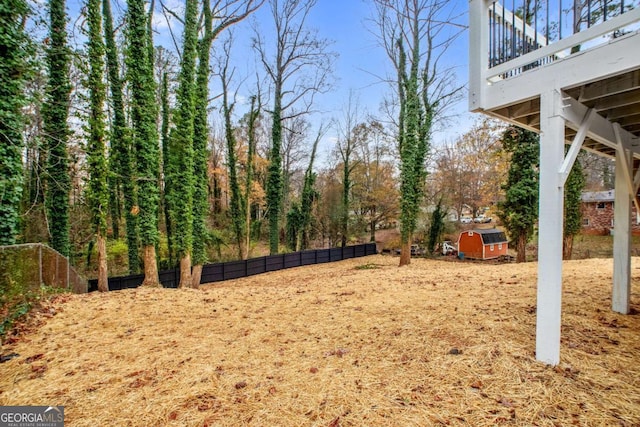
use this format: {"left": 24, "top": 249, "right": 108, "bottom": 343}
{"left": 469, "top": 229, "right": 508, "bottom": 244}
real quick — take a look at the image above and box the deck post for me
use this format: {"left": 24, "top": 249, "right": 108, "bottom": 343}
{"left": 535, "top": 89, "right": 565, "bottom": 366}
{"left": 468, "top": 0, "right": 489, "bottom": 112}
{"left": 613, "top": 149, "right": 632, "bottom": 314}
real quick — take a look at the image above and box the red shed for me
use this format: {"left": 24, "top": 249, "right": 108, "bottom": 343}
{"left": 457, "top": 229, "right": 508, "bottom": 260}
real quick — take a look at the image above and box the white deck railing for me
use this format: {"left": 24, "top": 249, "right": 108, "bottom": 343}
{"left": 477, "top": 0, "right": 640, "bottom": 82}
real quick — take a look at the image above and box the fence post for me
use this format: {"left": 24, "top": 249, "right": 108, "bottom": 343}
{"left": 38, "top": 244, "right": 43, "bottom": 286}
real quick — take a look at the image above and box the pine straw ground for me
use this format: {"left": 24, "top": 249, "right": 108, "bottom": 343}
{"left": 1, "top": 256, "right": 640, "bottom": 427}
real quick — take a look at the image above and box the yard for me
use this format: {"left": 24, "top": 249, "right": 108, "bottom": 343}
{"left": 1, "top": 255, "right": 639, "bottom": 426}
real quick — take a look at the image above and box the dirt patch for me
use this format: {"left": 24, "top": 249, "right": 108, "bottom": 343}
{"left": 1, "top": 256, "right": 639, "bottom": 426}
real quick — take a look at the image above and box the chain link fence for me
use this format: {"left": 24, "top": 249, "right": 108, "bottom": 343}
{"left": 0, "top": 243, "right": 87, "bottom": 294}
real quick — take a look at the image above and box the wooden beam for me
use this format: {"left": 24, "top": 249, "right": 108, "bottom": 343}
{"left": 606, "top": 104, "right": 640, "bottom": 121}
{"left": 616, "top": 113, "right": 640, "bottom": 127}
{"left": 593, "top": 89, "right": 640, "bottom": 112}
{"left": 579, "top": 70, "right": 640, "bottom": 103}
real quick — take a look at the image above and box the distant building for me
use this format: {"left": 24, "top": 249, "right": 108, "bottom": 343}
{"left": 581, "top": 191, "right": 640, "bottom": 235}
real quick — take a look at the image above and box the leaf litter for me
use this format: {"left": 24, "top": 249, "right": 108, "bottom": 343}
{"left": 0, "top": 255, "right": 639, "bottom": 426}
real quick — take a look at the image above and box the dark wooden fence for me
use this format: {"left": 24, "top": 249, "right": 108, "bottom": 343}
{"left": 89, "top": 243, "right": 377, "bottom": 292}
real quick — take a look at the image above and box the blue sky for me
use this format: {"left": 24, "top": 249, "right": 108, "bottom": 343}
{"left": 65, "top": 0, "right": 476, "bottom": 161}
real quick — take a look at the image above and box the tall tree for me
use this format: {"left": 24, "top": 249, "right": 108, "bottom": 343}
{"left": 85, "top": 0, "right": 109, "bottom": 291}
{"left": 426, "top": 197, "right": 445, "bottom": 255}
{"left": 350, "top": 120, "right": 399, "bottom": 242}
{"left": 336, "top": 94, "right": 361, "bottom": 248}
{"left": 242, "top": 94, "right": 261, "bottom": 257}
{"left": 497, "top": 127, "right": 539, "bottom": 263}
{"left": 220, "top": 36, "right": 247, "bottom": 260}
{"left": 126, "top": 0, "right": 160, "bottom": 286}
{"left": 373, "top": 0, "right": 464, "bottom": 266}
{"left": 190, "top": 0, "right": 262, "bottom": 286}
{"left": 160, "top": 70, "right": 174, "bottom": 267}
{"left": 103, "top": 0, "right": 139, "bottom": 273}
{"left": 287, "top": 126, "right": 322, "bottom": 251}
{"left": 563, "top": 154, "right": 586, "bottom": 260}
{"left": 43, "top": 0, "right": 72, "bottom": 256}
{"left": 297, "top": 127, "right": 322, "bottom": 250}
{"left": 253, "top": 0, "right": 335, "bottom": 255}
{"left": 166, "top": 0, "right": 198, "bottom": 288}
{"left": 0, "top": 0, "right": 30, "bottom": 245}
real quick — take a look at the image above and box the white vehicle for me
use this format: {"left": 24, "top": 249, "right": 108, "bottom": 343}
{"left": 474, "top": 215, "right": 492, "bottom": 223}
{"left": 460, "top": 217, "right": 472, "bottom": 224}
{"left": 442, "top": 241, "right": 457, "bottom": 255}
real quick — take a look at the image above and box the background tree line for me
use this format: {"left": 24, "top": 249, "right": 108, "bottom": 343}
{"left": 1, "top": 0, "right": 615, "bottom": 290}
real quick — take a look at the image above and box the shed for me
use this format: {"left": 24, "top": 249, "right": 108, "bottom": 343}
{"left": 457, "top": 229, "right": 508, "bottom": 260}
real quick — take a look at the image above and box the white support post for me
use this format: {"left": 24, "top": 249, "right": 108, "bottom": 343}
{"left": 468, "top": 0, "right": 489, "bottom": 112}
{"left": 613, "top": 135, "right": 632, "bottom": 314}
{"left": 536, "top": 89, "right": 565, "bottom": 366}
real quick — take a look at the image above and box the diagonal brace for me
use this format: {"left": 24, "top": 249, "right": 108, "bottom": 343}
{"left": 559, "top": 108, "right": 595, "bottom": 187}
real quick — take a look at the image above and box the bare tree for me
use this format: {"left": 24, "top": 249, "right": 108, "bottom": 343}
{"left": 253, "top": 0, "right": 336, "bottom": 254}
{"left": 335, "top": 92, "right": 362, "bottom": 247}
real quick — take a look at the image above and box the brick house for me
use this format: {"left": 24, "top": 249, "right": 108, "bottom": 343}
{"left": 581, "top": 191, "right": 640, "bottom": 235}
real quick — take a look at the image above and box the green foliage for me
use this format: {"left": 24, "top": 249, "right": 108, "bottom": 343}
{"left": 286, "top": 202, "right": 302, "bottom": 251}
{"left": 564, "top": 155, "right": 586, "bottom": 238}
{"left": 103, "top": 0, "right": 139, "bottom": 272}
{"left": 354, "top": 263, "right": 381, "bottom": 270}
{"left": 497, "top": 127, "right": 540, "bottom": 247}
{"left": 0, "top": 0, "right": 30, "bottom": 245}
{"left": 160, "top": 72, "right": 175, "bottom": 266}
{"left": 427, "top": 198, "right": 446, "bottom": 254}
{"left": 397, "top": 39, "right": 431, "bottom": 246}
{"left": 166, "top": 0, "right": 198, "bottom": 263}
{"left": 298, "top": 130, "right": 320, "bottom": 250}
{"left": 43, "top": 0, "right": 72, "bottom": 256}
{"left": 221, "top": 55, "right": 247, "bottom": 258}
{"left": 126, "top": 0, "right": 159, "bottom": 248}
{"left": 267, "top": 103, "right": 283, "bottom": 255}
{"left": 85, "top": 0, "right": 109, "bottom": 238}
{"left": 191, "top": 0, "right": 213, "bottom": 266}
{"left": 1, "top": 258, "right": 67, "bottom": 339}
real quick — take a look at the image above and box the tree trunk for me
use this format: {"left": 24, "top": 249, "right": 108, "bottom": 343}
{"left": 97, "top": 234, "right": 108, "bottom": 292}
{"left": 516, "top": 234, "right": 527, "bottom": 263}
{"left": 370, "top": 220, "right": 376, "bottom": 242}
{"left": 563, "top": 234, "right": 574, "bottom": 260}
{"left": 399, "top": 238, "right": 411, "bottom": 266}
{"left": 178, "top": 253, "right": 192, "bottom": 288}
{"left": 141, "top": 245, "right": 160, "bottom": 287}
{"left": 191, "top": 264, "right": 202, "bottom": 289}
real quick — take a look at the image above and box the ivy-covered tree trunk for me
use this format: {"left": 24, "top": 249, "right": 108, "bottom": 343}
{"left": 126, "top": 0, "right": 160, "bottom": 287}
{"left": 166, "top": 0, "right": 198, "bottom": 288}
{"left": 299, "top": 129, "right": 321, "bottom": 250}
{"left": 222, "top": 72, "right": 247, "bottom": 260}
{"left": 497, "top": 127, "right": 539, "bottom": 263}
{"left": 427, "top": 198, "right": 445, "bottom": 255}
{"left": 160, "top": 71, "right": 174, "bottom": 267}
{"left": 43, "top": 0, "right": 72, "bottom": 257}
{"left": 190, "top": 0, "right": 212, "bottom": 286}
{"left": 341, "top": 152, "right": 350, "bottom": 248}
{"left": 103, "top": 0, "right": 139, "bottom": 273}
{"left": 86, "top": 0, "right": 109, "bottom": 291}
{"left": 0, "top": 0, "right": 29, "bottom": 245}
{"left": 267, "top": 87, "right": 283, "bottom": 255}
{"left": 397, "top": 37, "right": 428, "bottom": 267}
{"left": 563, "top": 154, "right": 585, "bottom": 260}
{"left": 243, "top": 95, "right": 260, "bottom": 259}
